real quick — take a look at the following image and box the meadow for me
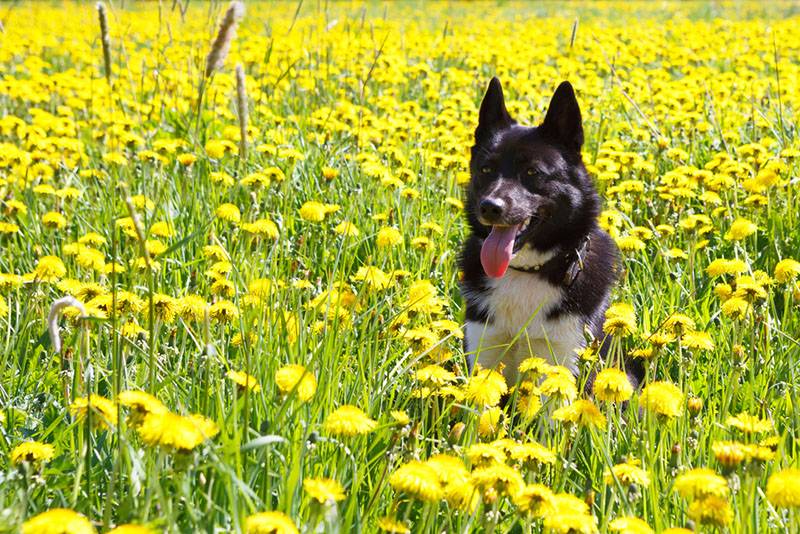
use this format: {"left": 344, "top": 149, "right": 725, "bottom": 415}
{"left": 1, "top": 1, "right": 799, "bottom": 532}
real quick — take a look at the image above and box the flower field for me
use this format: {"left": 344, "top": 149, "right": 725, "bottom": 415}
{"left": 2, "top": 1, "right": 800, "bottom": 532}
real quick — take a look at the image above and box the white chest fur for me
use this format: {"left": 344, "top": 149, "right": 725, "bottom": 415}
{"left": 465, "top": 248, "right": 584, "bottom": 382}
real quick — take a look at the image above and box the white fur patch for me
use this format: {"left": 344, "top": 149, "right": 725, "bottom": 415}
{"left": 508, "top": 245, "right": 558, "bottom": 270}
{"left": 465, "top": 265, "right": 583, "bottom": 384}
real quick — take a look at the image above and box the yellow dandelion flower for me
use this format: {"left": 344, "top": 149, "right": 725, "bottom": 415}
{"left": 681, "top": 330, "right": 714, "bottom": 350}
{"left": 734, "top": 275, "right": 768, "bottom": 301}
{"left": 21, "top": 509, "right": 95, "bottom": 534}
{"left": 352, "top": 266, "right": 392, "bottom": 290}
{"left": 466, "top": 443, "right": 506, "bottom": 466}
{"left": 334, "top": 221, "right": 360, "bottom": 236}
{"left": 616, "top": 235, "right": 646, "bottom": 252}
{"left": 303, "top": 477, "right": 346, "bottom": 504}
{"left": 390, "top": 410, "right": 410, "bottom": 426}
{"left": 662, "top": 313, "right": 696, "bottom": 333}
{"left": 376, "top": 516, "right": 410, "bottom": 534}
{"left": 137, "top": 412, "right": 219, "bottom": 451}
{"left": 721, "top": 296, "right": 749, "bottom": 319}
{"left": 389, "top": 460, "right": 443, "bottom": 502}
{"left": 603, "top": 302, "right": 637, "bottom": 336}
{"left": 298, "top": 201, "right": 327, "bottom": 222}
{"left": 208, "top": 300, "right": 239, "bottom": 323}
{"left": 687, "top": 495, "right": 733, "bottom": 527}
{"left": 240, "top": 218, "right": 279, "bottom": 239}
{"left": 518, "top": 357, "right": 550, "bottom": 379}
{"left": 177, "top": 153, "right": 196, "bottom": 166}
{"left": 445, "top": 196, "right": 463, "bottom": 210}
{"left": 593, "top": 368, "right": 633, "bottom": 403}
{"left": 553, "top": 399, "right": 606, "bottom": 428}
{"left": 376, "top": 227, "right": 403, "bottom": 248}
{"left": 322, "top": 405, "right": 376, "bottom": 436}
{"left": 604, "top": 460, "right": 650, "bottom": 487}
{"left": 405, "top": 279, "right": 445, "bottom": 314}
{"left": 275, "top": 364, "right": 316, "bottom": 402}
{"left": 106, "top": 525, "right": 155, "bottom": 534}
{"left": 539, "top": 372, "right": 578, "bottom": 402}
{"left": 724, "top": 217, "right": 757, "bottom": 240}
{"left": 543, "top": 494, "right": 598, "bottom": 534}
{"left": 766, "top": 468, "right": 800, "bottom": 508}
{"left": 639, "top": 381, "right": 683, "bottom": 418}
{"left": 148, "top": 221, "right": 174, "bottom": 238}
{"left": 118, "top": 391, "right": 168, "bottom": 421}
{"left": 226, "top": 370, "right": 261, "bottom": 392}
{"left": 215, "top": 203, "right": 241, "bottom": 223}
{"left": 510, "top": 441, "right": 556, "bottom": 467}
{"left": 42, "top": 211, "right": 67, "bottom": 230}
{"left": 0, "top": 221, "right": 20, "bottom": 234}
{"left": 706, "top": 258, "right": 748, "bottom": 277}
{"left": 4, "top": 199, "right": 27, "bottom": 217}
{"left": 10, "top": 441, "right": 55, "bottom": 465}
{"left": 321, "top": 167, "right": 339, "bottom": 180}
{"left": 244, "top": 511, "right": 298, "bottom": 534}
{"left": 70, "top": 394, "right": 118, "bottom": 429}
{"left": 775, "top": 259, "right": 800, "bottom": 283}
{"left": 178, "top": 295, "right": 207, "bottom": 322}
{"left": 673, "top": 468, "right": 729, "bottom": 499}
{"left": 726, "top": 412, "right": 773, "bottom": 434}
{"left": 414, "top": 364, "right": 456, "bottom": 386}
{"left": 513, "top": 483, "right": 554, "bottom": 517}
{"left": 477, "top": 407, "right": 505, "bottom": 439}
{"left": 471, "top": 462, "right": 524, "bottom": 497}
{"left": 32, "top": 256, "right": 67, "bottom": 282}
{"left": 608, "top": 517, "right": 653, "bottom": 534}
{"left": 712, "top": 440, "right": 750, "bottom": 468}
{"left": 465, "top": 368, "right": 508, "bottom": 408}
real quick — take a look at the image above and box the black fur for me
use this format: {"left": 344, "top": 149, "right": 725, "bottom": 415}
{"left": 460, "top": 78, "right": 643, "bottom": 389}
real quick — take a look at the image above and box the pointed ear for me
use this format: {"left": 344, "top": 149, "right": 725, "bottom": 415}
{"left": 540, "top": 81, "right": 583, "bottom": 151}
{"left": 475, "top": 77, "right": 513, "bottom": 141}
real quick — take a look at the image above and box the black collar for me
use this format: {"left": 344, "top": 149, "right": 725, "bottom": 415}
{"left": 508, "top": 235, "right": 591, "bottom": 287}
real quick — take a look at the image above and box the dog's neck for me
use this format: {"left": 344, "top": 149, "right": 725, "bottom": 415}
{"left": 508, "top": 245, "right": 559, "bottom": 271}
{"left": 508, "top": 236, "right": 592, "bottom": 287}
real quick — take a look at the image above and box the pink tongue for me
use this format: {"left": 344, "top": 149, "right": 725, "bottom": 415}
{"left": 480, "top": 225, "right": 520, "bottom": 278}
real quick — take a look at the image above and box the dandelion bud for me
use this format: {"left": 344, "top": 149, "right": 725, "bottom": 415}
{"left": 448, "top": 422, "right": 465, "bottom": 444}
{"left": 688, "top": 397, "right": 703, "bottom": 415}
{"left": 732, "top": 344, "right": 746, "bottom": 362}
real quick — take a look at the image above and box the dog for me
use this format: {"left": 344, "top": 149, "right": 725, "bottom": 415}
{"left": 460, "top": 78, "right": 642, "bottom": 390}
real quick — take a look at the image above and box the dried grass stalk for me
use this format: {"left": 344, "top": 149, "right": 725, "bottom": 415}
{"left": 205, "top": 1, "right": 245, "bottom": 78}
{"left": 235, "top": 64, "right": 248, "bottom": 161}
{"left": 96, "top": 2, "right": 112, "bottom": 83}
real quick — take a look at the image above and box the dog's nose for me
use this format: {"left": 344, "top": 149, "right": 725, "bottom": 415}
{"left": 479, "top": 198, "right": 505, "bottom": 222}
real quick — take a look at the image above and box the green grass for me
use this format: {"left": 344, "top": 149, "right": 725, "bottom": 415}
{"left": 0, "top": 1, "right": 799, "bottom": 533}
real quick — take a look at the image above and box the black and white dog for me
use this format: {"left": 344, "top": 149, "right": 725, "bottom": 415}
{"left": 461, "top": 78, "right": 641, "bottom": 388}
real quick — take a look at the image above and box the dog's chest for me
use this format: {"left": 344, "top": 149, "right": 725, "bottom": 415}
{"left": 484, "top": 270, "right": 565, "bottom": 335}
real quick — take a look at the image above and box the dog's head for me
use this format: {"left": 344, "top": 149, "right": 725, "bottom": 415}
{"left": 467, "top": 78, "right": 600, "bottom": 278}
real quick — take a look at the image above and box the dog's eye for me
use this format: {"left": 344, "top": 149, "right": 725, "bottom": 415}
{"left": 481, "top": 166, "right": 493, "bottom": 175}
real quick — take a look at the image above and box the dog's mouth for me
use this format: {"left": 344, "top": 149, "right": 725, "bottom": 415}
{"left": 480, "top": 216, "right": 536, "bottom": 279}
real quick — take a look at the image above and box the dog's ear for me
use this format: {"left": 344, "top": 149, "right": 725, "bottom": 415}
{"left": 540, "top": 81, "right": 583, "bottom": 151}
{"left": 476, "top": 77, "right": 513, "bottom": 142}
